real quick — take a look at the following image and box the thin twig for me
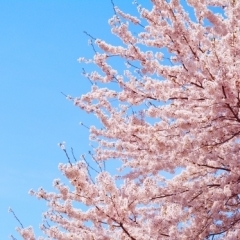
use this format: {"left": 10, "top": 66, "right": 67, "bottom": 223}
{"left": 83, "top": 31, "right": 96, "bottom": 40}
{"left": 82, "top": 155, "right": 99, "bottom": 174}
{"left": 10, "top": 235, "right": 18, "bottom": 240}
{"left": 9, "top": 208, "right": 24, "bottom": 229}
{"left": 81, "top": 155, "right": 96, "bottom": 183}
{"left": 110, "top": 0, "right": 117, "bottom": 15}
{"left": 89, "top": 151, "right": 103, "bottom": 172}
{"left": 127, "top": 61, "right": 140, "bottom": 69}
{"left": 80, "top": 122, "right": 90, "bottom": 129}
{"left": 71, "top": 147, "right": 78, "bottom": 162}
{"left": 82, "top": 68, "right": 93, "bottom": 85}
{"left": 89, "top": 39, "right": 97, "bottom": 53}
{"left": 63, "top": 149, "right": 72, "bottom": 166}
{"left": 61, "top": 92, "right": 73, "bottom": 100}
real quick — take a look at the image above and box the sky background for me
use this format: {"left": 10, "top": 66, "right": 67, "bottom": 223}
{"left": 0, "top": 1, "right": 223, "bottom": 239}
{"left": 0, "top": 1, "right": 145, "bottom": 238}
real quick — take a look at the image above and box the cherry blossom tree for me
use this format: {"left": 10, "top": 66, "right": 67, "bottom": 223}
{"left": 15, "top": 0, "right": 240, "bottom": 239}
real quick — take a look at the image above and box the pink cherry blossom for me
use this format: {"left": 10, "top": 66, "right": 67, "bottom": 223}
{"left": 16, "top": 1, "right": 240, "bottom": 239}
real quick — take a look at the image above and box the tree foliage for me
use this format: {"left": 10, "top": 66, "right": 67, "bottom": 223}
{"left": 17, "top": 0, "right": 240, "bottom": 239}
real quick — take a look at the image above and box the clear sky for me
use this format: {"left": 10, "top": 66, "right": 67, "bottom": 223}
{"left": 0, "top": 1, "right": 143, "bottom": 238}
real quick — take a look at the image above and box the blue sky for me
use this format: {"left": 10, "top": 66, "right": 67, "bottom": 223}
{"left": 0, "top": 1, "right": 144, "bottom": 238}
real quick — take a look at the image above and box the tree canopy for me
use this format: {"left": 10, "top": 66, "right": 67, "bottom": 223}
{"left": 16, "top": 0, "right": 240, "bottom": 239}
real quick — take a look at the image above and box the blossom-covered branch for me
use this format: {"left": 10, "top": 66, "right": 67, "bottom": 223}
{"left": 17, "top": 0, "right": 240, "bottom": 239}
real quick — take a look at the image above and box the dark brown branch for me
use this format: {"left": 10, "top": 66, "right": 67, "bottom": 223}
{"left": 196, "top": 163, "right": 230, "bottom": 172}
{"left": 207, "top": 184, "right": 221, "bottom": 188}
{"left": 222, "top": 85, "right": 227, "bottom": 99}
{"left": 190, "top": 81, "right": 204, "bottom": 88}
{"left": 226, "top": 103, "right": 240, "bottom": 121}
{"left": 119, "top": 222, "right": 136, "bottom": 240}
{"left": 151, "top": 190, "right": 189, "bottom": 200}
{"left": 188, "top": 191, "right": 203, "bottom": 203}
{"left": 207, "top": 130, "right": 240, "bottom": 147}
{"left": 159, "top": 232, "right": 170, "bottom": 237}
{"left": 95, "top": 206, "right": 136, "bottom": 240}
